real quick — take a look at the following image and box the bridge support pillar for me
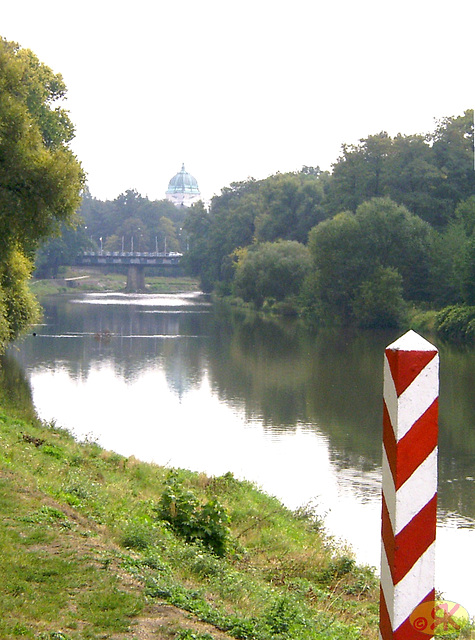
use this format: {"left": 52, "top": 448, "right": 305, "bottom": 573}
{"left": 126, "top": 265, "right": 146, "bottom": 291}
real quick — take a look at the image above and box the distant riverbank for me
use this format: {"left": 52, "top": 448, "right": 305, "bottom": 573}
{"left": 30, "top": 266, "right": 201, "bottom": 296}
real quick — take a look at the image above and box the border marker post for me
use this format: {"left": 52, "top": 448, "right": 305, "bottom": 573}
{"left": 380, "top": 330, "right": 439, "bottom": 639}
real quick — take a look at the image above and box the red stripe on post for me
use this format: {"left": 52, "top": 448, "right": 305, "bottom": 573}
{"left": 392, "top": 494, "right": 437, "bottom": 584}
{"left": 383, "top": 401, "right": 398, "bottom": 484}
{"left": 393, "top": 400, "right": 438, "bottom": 490}
{"left": 381, "top": 493, "right": 396, "bottom": 571}
{"left": 393, "top": 596, "right": 436, "bottom": 640}
{"left": 379, "top": 585, "right": 393, "bottom": 640}
{"left": 385, "top": 349, "right": 437, "bottom": 397}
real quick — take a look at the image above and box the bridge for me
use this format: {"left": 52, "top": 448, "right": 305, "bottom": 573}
{"left": 74, "top": 251, "right": 183, "bottom": 291}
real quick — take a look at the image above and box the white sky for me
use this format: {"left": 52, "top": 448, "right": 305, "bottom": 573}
{"left": 2, "top": 0, "right": 473, "bottom": 202}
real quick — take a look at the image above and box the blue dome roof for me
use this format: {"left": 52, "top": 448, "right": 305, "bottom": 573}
{"left": 166, "top": 164, "right": 200, "bottom": 195}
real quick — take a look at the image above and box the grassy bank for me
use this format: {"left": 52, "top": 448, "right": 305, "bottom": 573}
{"left": 30, "top": 267, "right": 200, "bottom": 296}
{"left": 0, "top": 382, "right": 380, "bottom": 639}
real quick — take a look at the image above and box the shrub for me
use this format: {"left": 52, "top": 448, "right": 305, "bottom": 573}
{"left": 435, "top": 305, "right": 475, "bottom": 342}
{"left": 154, "top": 473, "right": 231, "bottom": 556}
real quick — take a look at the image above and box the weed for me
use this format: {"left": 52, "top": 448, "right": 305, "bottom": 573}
{"left": 41, "top": 445, "right": 64, "bottom": 460}
{"left": 176, "top": 632, "right": 214, "bottom": 640}
{"left": 19, "top": 505, "right": 72, "bottom": 529}
{"left": 155, "top": 473, "right": 231, "bottom": 556}
{"left": 121, "top": 519, "right": 157, "bottom": 550}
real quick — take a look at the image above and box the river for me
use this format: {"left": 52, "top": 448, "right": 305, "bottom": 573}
{"left": 5, "top": 291, "right": 475, "bottom": 615}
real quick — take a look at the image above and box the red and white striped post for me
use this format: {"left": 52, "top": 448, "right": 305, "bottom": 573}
{"left": 380, "top": 330, "right": 439, "bottom": 639}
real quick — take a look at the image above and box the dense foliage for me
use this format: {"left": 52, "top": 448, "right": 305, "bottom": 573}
{"left": 181, "top": 110, "right": 474, "bottom": 332}
{"left": 78, "top": 188, "right": 186, "bottom": 254}
{"left": 0, "top": 38, "right": 83, "bottom": 348}
{"left": 233, "top": 241, "right": 311, "bottom": 308}
{"left": 36, "top": 188, "right": 189, "bottom": 277}
{"left": 183, "top": 169, "right": 327, "bottom": 294}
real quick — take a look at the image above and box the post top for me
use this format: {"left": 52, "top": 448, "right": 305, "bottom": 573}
{"left": 386, "top": 329, "right": 437, "bottom": 353}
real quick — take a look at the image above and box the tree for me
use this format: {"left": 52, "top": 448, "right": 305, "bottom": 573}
{"left": 430, "top": 109, "right": 475, "bottom": 213}
{"left": 0, "top": 38, "right": 84, "bottom": 348}
{"left": 307, "top": 212, "right": 366, "bottom": 323}
{"left": 325, "top": 133, "right": 392, "bottom": 215}
{"left": 77, "top": 189, "right": 186, "bottom": 253}
{"left": 233, "top": 241, "right": 311, "bottom": 307}
{"left": 383, "top": 134, "right": 445, "bottom": 225}
{"left": 35, "top": 222, "right": 92, "bottom": 278}
{"left": 352, "top": 266, "right": 406, "bottom": 328}
{"left": 307, "top": 198, "right": 433, "bottom": 326}
{"left": 254, "top": 171, "right": 327, "bottom": 244}
{"left": 182, "top": 171, "right": 327, "bottom": 293}
{"left": 326, "top": 112, "right": 474, "bottom": 228}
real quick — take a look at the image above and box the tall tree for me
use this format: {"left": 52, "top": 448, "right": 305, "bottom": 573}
{"left": 325, "top": 133, "right": 392, "bottom": 214}
{"left": 307, "top": 198, "right": 433, "bottom": 326}
{"left": 430, "top": 109, "right": 475, "bottom": 214}
{"left": 0, "top": 38, "right": 84, "bottom": 348}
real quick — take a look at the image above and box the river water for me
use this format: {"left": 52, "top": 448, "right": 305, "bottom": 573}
{"left": 6, "top": 291, "right": 475, "bottom": 615}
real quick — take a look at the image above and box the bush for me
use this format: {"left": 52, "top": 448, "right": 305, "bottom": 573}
{"left": 233, "top": 241, "right": 311, "bottom": 308}
{"left": 154, "top": 473, "right": 231, "bottom": 556}
{"left": 435, "top": 305, "right": 475, "bottom": 342}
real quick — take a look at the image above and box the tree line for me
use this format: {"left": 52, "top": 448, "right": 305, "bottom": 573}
{"left": 182, "top": 110, "right": 475, "bottom": 336}
{"left": 35, "top": 189, "right": 187, "bottom": 277}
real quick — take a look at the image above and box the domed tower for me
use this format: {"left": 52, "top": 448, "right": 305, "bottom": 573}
{"left": 166, "top": 163, "right": 201, "bottom": 207}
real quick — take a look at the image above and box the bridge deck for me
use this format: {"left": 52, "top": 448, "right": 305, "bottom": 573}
{"left": 75, "top": 252, "right": 182, "bottom": 266}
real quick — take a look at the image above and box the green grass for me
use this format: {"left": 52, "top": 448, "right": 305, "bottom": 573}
{"left": 0, "top": 385, "right": 385, "bottom": 639}
{"left": 30, "top": 268, "right": 200, "bottom": 296}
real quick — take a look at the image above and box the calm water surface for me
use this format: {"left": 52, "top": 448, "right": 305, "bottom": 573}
{"left": 6, "top": 291, "right": 475, "bottom": 614}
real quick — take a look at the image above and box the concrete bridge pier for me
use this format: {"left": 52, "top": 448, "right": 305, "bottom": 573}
{"left": 126, "top": 265, "right": 146, "bottom": 291}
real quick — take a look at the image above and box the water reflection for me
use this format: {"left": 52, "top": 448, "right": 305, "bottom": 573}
{"left": 6, "top": 292, "right": 475, "bottom": 612}
{"left": 11, "top": 293, "right": 475, "bottom": 520}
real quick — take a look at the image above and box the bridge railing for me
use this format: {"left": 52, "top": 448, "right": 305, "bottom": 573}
{"left": 81, "top": 251, "right": 183, "bottom": 258}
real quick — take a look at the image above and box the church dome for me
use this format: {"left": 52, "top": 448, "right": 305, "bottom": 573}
{"left": 166, "top": 164, "right": 200, "bottom": 195}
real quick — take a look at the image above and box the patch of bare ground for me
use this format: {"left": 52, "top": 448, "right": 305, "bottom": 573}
{"left": 126, "top": 603, "right": 235, "bottom": 639}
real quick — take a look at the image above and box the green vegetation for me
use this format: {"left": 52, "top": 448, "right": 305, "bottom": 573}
{"left": 233, "top": 241, "right": 311, "bottom": 311}
{"left": 179, "top": 111, "right": 475, "bottom": 338}
{"left": 35, "top": 190, "right": 187, "bottom": 278}
{"left": 0, "top": 383, "right": 380, "bottom": 639}
{"left": 305, "top": 198, "right": 432, "bottom": 327}
{"left": 0, "top": 38, "right": 84, "bottom": 351}
{"left": 27, "top": 104, "right": 474, "bottom": 342}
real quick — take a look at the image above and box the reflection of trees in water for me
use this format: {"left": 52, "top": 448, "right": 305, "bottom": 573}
{"left": 206, "top": 315, "right": 475, "bottom": 519}
{"left": 206, "top": 308, "right": 395, "bottom": 468}
{"left": 0, "top": 353, "right": 36, "bottom": 421}
{"left": 14, "top": 298, "right": 208, "bottom": 394}
{"left": 10, "top": 296, "right": 475, "bottom": 521}
{"left": 437, "top": 344, "right": 475, "bottom": 519}
{"left": 206, "top": 307, "right": 311, "bottom": 428}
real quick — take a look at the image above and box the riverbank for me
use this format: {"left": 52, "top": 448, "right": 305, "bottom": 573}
{"left": 0, "top": 380, "right": 380, "bottom": 639}
{"left": 30, "top": 267, "right": 200, "bottom": 296}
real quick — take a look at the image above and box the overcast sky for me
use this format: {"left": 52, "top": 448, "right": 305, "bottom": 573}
{"left": 2, "top": 0, "right": 473, "bottom": 202}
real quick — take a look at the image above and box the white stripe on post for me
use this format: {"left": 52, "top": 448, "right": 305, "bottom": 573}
{"left": 380, "top": 330, "right": 439, "bottom": 640}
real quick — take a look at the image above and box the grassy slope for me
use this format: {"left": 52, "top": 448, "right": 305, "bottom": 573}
{"left": 0, "top": 394, "right": 380, "bottom": 640}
